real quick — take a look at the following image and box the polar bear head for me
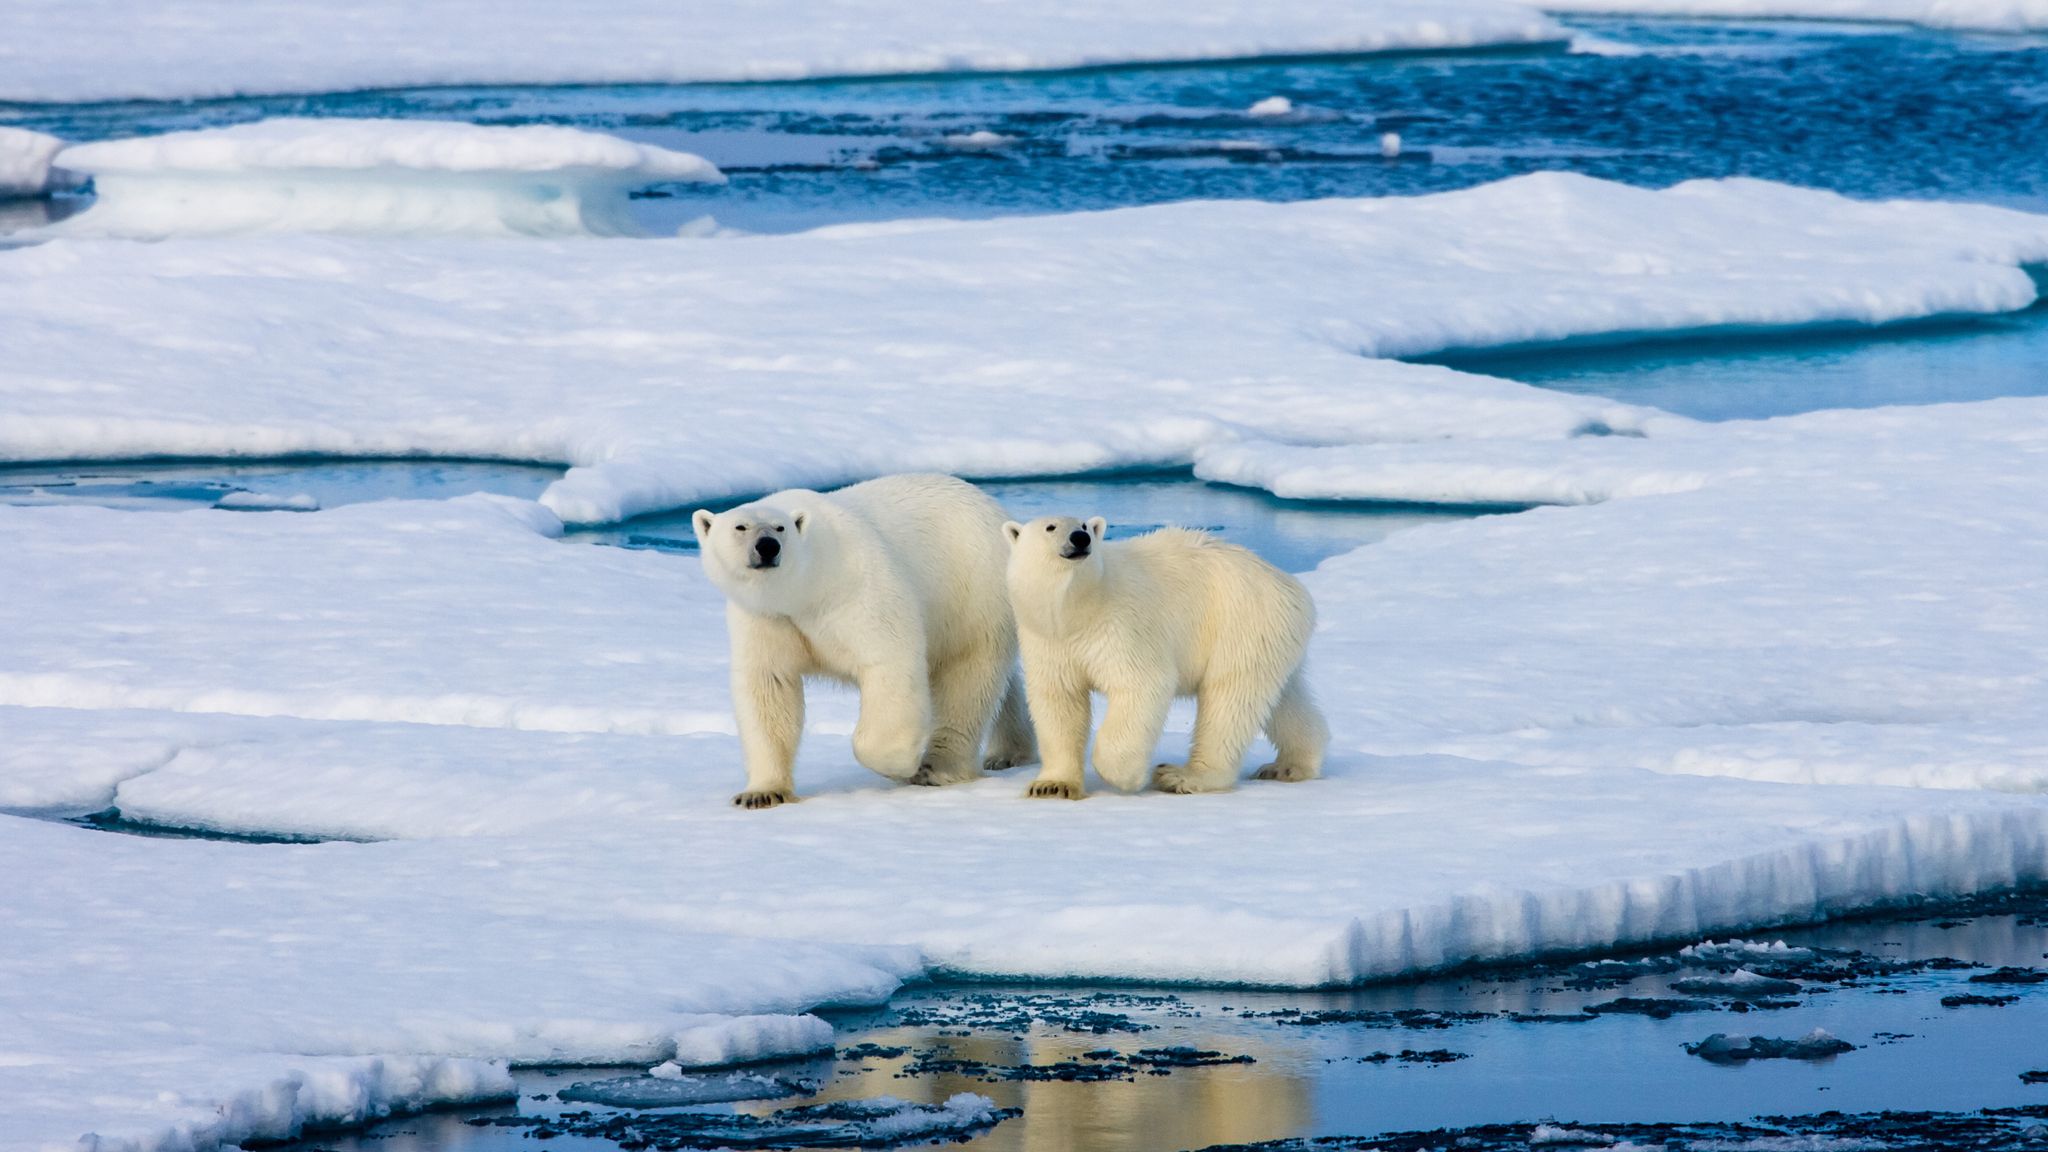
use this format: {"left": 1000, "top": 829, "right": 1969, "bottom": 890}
{"left": 694, "top": 498, "right": 818, "bottom": 615}
{"left": 1004, "top": 515, "right": 1107, "bottom": 564}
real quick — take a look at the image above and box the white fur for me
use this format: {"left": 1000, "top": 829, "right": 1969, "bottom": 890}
{"left": 695, "top": 474, "right": 1035, "bottom": 808}
{"left": 1004, "top": 516, "right": 1328, "bottom": 798}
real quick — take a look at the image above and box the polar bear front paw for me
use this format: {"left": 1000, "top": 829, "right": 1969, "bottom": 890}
{"left": 1026, "top": 778, "right": 1084, "bottom": 800}
{"left": 1152, "top": 763, "right": 1232, "bottom": 795}
{"left": 1254, "top": 761, "right": 1318, "bottom": 783}
{"left": 910, "top": 760, "right": 982, "bottom": 787}
{"left": 733, "top": 788, "right": 796, "bottom": 810}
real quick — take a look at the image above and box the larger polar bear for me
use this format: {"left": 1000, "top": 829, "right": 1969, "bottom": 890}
{"left": 1004, "top": 516, "right": 1327, "bottom": 798}
{"left": 695, "top": 474, "right": 1036, "bottom": 808}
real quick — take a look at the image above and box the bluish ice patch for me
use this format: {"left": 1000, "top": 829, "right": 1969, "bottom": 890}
{"left": 1421, "top": 305, "right": 2048, "bottom": 422}
{"left": 0, "top": 460, "right": 1481, "bottom": 572}
{"left": 7, "top": 19, "right": 2047, "bottom": 234}
{"left": 567, "top": 472, "right": 1490, "bottom": 572}
{"left": 0, "top": 458, "right": 562, "bottom": 512}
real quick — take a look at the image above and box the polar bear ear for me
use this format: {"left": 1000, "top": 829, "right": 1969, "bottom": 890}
{"left": 792, "top": 511, "right": 808, "bottom": 534}
{"left": 1002, "top": 521, "right": 1023, "bottom": 544}
{"left": 1087, "top": 516, "right": 1107, "bottom": 541}
{"left": 692, "top": 509, "right": 714, "bottom": 541}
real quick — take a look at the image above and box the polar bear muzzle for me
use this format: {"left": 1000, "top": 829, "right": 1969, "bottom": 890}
{"left": 1061, "top": 528, "right": 1091, "bottom": 560}
{"left": 749, "top": 534, "right": 781, "bottom": 569}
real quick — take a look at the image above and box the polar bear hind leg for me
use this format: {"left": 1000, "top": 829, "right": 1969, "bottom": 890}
{"left": 1092, "top": 678, "right": 1176, "bottom": 793}
{"left": 1254, "top": 668, "right": 1327, "bottom": 783}
{"left": 984, "top": 673, "right": 1038, "bottom": 771}
{"left": 1155, "top": 667, "right": 1292, "bottom": 794}
{"left": 910, "top": 642, "right": 1011, "bottom": 786}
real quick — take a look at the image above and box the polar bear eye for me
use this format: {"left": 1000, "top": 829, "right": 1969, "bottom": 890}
{"left": 734, "top": 524, "right": 746, "bottom": 532}
{"left": 774, "top": 525, "right": 784, "bottom": 533}
{"left": 1045, "top": 524, "right": 1056, "bottom": 532}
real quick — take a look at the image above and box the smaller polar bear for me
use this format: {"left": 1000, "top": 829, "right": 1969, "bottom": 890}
{"left": 695, "top": 474, "right": 1036, "bottom": 809}
{"left": 1004, "top": 516, "right": 1328, "bottom": 797}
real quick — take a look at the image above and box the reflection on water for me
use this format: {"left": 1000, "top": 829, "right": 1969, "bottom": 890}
{"left": 758, "top": 1025, "right": 1311, "bottom": 1151}
{"left": 1425, "top": 306, "right": 2048, "bottom": 422}
{"left": 293, "top": 896, "right": 2048, "bottom": 1152}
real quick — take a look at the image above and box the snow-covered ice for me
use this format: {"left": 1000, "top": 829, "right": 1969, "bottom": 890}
{"left": 1539, "top": 0, "right": 2048, "bottom": 32}
{"left": 7, "top": 172, "right": 2048, "bottom": 1148}
{"left": 51, "top": 119, "right": 722, "bottom": 239}
{"left": 0, "top": 0, "right": 1567, "bottom": 104}
{"left": 0, "top": 127, "right": 70, "bottom": 199}
{"left": 9, "top": 175, "right": 2048, "bottom": 524}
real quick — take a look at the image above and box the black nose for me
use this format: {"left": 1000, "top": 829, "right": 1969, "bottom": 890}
{"left": 755, "top": 536, "right": 780, "bottom": 561}
{"left": 1069, "top": 529, "right": 1091, "bottom": 548}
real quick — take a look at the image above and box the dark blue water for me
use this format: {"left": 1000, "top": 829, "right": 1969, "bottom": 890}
{"left": 8, "top": 19, "right": 2047, "bottom": 234}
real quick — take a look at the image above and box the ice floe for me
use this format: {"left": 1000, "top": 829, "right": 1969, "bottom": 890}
{"left": 7, "top": 175, "right": 2048, "bottom": 523}
{"left": 0, "top": 0, "right": 1567, "bottom": 104}
{"left": 6, "top": 388, "right": 2048, "bottom": 1145}
{"left": 0, "top": 127, "right": 71, "bottom": 199}
{"left": 51, "top": 119, "right": 722, "bottom": 239}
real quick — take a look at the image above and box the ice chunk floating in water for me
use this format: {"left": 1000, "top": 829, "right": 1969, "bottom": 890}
{"left": 54, "top": 118, "right": 724, "bottom": 238}
{"left": 0, "top": 127, "right": 74, "bottom": 199}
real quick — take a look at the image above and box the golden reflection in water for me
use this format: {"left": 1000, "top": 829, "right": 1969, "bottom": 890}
{"left": 738, "top": 1025, "right": 1313, "bottom": 1151}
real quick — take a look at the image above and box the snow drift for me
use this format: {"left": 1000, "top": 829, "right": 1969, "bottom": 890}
{"left": 53, "top": 119, "right": 723, "bottom": 238}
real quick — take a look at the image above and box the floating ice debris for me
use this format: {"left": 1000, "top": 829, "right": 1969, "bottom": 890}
{"left": 940, "top": 130, "right": 1017, "bottom": 151}
{"left": 1586, "top": 996, "right": 1716, "bottom": 1019}
{"left": 214, "top": 491, "right": 319, "bottom": 512}
{"left": 1967, "top": 966, "right": 2048, "bottom": 984}
{"left": 1685, "top": 1028, "right": 1855, "bottom": 1063}
{"left": 1529, "top": 1125, "right": 1618, "bottom": 1146}
{"left": 1670, "top": 968, "right": 1803, "bottom": 998}
{"left": 1941, "top": 992, "right": 2021, "bottom": 1007}
{"left": 467, "top": 1091, "right": 1014, "bottom": 1147}
{"left": 54, "top": 118, "right": 723, "bottom": 239}
{"left": 0, "top": 127, "right": 73, "bottom": 198}
{"left": 1248, "top": 95, "right": 1295, "bottom": 118}
{"left": 560, "top": 1069, "right": 803, "bottom": 1107}
{"left": 1381, "top": 131, "right": 1403, "bottom": 158}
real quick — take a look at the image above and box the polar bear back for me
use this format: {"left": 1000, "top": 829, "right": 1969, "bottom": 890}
{"left": 825, "top": 473, "right": 1015, "bottom": 662}
{"left": 1092, "top": 528, "right": 1313, "bottom": 690}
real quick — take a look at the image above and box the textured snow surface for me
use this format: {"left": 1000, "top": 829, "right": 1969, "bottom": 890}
{"left": 49, "top": 119, "right": 722, "bottom": 239}
{"left": 0, "top": 0, "right": 1566, "bottom": 104}
{"left": 9, "top": 175, "right": 2048, "bottom": 522}
{"left": 9, "top": 174, "right": 2048, "bottom": 1149}
{"left": 7, "top": 0, "right": 2041, "bottom": 104}
{"left": 665, "top": 1014, "right": 837, "bottom": 1069}
{"left": 0, "top": 127, "right": 66, "bottom": 198}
